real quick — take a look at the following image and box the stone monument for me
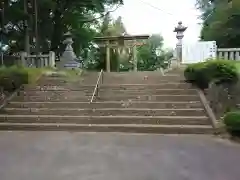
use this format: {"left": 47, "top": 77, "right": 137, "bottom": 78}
{"left": 57, "top": 32, "right": 81, "bottom": 69}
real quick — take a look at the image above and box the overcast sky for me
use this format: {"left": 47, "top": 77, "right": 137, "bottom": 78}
{"left": 112, "top": 0, "right": 202, "bottom": 49}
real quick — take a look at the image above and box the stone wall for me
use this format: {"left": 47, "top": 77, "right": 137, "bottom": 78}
{"left": 206, "top": 80, "right": 240, "bottom": 119}
{"left": 0, "top": 89, "right": 7, "bottom": 107}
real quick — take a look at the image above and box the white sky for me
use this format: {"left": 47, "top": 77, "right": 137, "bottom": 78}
{"left": 111, "top": 0, "right": 202, "bottom": 49}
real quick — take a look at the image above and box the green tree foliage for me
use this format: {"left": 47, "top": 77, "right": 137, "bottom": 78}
{"left": 2, "top": 0, "right": 123, "bottom": 55}
{"left": 137, "top": 34, "right": 172, "bottom": 71}
{"left": 197, "top": 0, "right": 240, "bottom": 48}
{"left": 85, "top": 14, "right": 128, "bottom": 71}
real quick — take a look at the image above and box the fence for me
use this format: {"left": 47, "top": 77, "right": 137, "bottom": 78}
{"left": 0, "top": 51, "right": 56, "bottom": 68}
{"left": 20, "top": 51, "right": 55, "bottom": 68}
{"left": 217, "top": 48, "right": 240, "bottom": 61}
{"left": 180, "top": 42, "right": 240, "bottom": 64}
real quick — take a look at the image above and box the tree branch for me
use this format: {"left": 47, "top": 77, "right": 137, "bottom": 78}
{"left": 81, "top": 4, "right": 121, "bottom": 23}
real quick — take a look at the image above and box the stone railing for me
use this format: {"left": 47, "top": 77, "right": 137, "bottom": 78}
{"left": 20, "top": 51, "right": 55, "bottom": 68}
{"left": 217, "top": 48, "right": 240, "bottom": 61}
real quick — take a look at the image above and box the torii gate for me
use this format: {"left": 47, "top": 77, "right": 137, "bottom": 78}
{"left": 94, "top": 35, "right": 149, "bottom": 72}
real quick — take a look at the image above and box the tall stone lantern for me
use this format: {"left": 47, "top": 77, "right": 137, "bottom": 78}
{"left": 59, "top": 32, "right": 80, "bottom": 69}
{"left": 62, "top": 32, "right": 77, "bottom": 61}
{"left": 173, "top": 21, "right": 187, "bottom": 65}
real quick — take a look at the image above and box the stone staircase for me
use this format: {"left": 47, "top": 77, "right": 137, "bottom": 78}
{"left": 0, "top": 70, "right": 214, "bottom": 134}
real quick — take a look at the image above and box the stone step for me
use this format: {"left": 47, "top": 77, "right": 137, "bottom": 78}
{"left": 101, "top": 80, "right": 183, "bottom": 84}
{"left": 0, "top": 115, "right": 210, "bottom": 125}
{"left": 99, "top": 89, "right": 198, "bottom": 95}
{"left": 7, "top": 101, "right": 203, "bottom": 109}
{"left": 18, "top": 89, "right": 197, "bottom": 96}
{"left": 18, "top": 90, "right": 94, "bottom": 96}
{"left": 35, "top": 82, "right": 96, "bottom": 86}
{"left": 103, "top": 72, "right": 182, "bottom": 78}
{"left": 11, "top": 94, "right": 200, "bottom": 102}
{"left": 1, "top": 108, "right": 206, "bottom": 116}
{"left": 0, "top": 122, "right": 214, "bottom": 134}
{"left": 102, "top": 76, "right": 184, "bottom": 80}
{"left": 23, "top": 86, "right": 95, "bottom": 91}
{"left": 97, "top": 95, "right": 200, "bottom": 102}
{"left": 37, "top": 76, "right": 96, "bottom": 81}
{"left": 11, "top": 95, "right": 91, "bottom": 102}
{"left": 102, "top": 77, "right": 184, "bottom": 81}
{"left": 20, "top": 89, "right": 197, "bottom": 96}
{"left": 24, "top": 83, "right": 192, "bottom": 91}
{"left": 100, "top": 83, "right": 192, "bottom": 89}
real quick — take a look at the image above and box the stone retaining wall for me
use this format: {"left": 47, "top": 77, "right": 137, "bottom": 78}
{"left": 206, "top": 80, "right": 240, "bottom": 119}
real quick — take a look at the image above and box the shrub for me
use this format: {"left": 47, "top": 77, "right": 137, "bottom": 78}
{"left": 206, "top": 60, "right": 238, "bottom": 84}
{"left": 184, "top": 60, "right": 238, "bottom": 89}
{"left": 224, "top": 111, "right": 240, "bottom": 136}
{"left": 184, "top": 62, "right": 210, "bottom": 89}
{"left": 0, "top": 66, "right": 29, "bottom": 92}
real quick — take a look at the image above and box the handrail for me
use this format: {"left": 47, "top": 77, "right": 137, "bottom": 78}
{"left": 90, "top": 69, "right": 103, "bottom": 103}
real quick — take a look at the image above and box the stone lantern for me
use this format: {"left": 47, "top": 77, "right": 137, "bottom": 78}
{"left": 58, "top": 32, "right": 81, "bottom": 69}
{"left": 173, "top": 21, "right": 187, "bottom": 65}
{"left": 62, "top": 32, "right": 76, "bottom": 61}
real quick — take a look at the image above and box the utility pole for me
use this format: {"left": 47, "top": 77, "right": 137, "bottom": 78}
{"left": 0, "top": 1, "right": 4, "bottom": 65}
{"left": 24, "top": 0, "right": 30, "bottom": 54}
{"left": 33, "top": 0, "right": 38, "bottom": 55}
{"left": 0, "top": 1, "right": 4, "bottom": 32}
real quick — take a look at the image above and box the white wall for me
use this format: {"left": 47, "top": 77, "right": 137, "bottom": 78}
{"left": 182, "top": 41, "right": 217, "bottom": 64}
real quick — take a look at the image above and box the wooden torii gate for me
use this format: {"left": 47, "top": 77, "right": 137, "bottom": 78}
{"left": 94, "top": 35, "right": 149, "bottom": 72}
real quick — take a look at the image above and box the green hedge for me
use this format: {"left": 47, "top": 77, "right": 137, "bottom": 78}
{"left": 0, "top": 66, "right": 45, "bottom": 92}
{"left": 224, "top": 111, "right": 240, "bottom": 136}
{"left": 184, "top": 60, "right": 238, "bottom": 89}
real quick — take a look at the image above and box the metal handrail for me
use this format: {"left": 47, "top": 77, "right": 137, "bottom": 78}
{"left": 90, "top": 69, "right": 103, "bottom": 103}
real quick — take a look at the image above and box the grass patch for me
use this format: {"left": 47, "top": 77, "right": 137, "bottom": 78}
{"left": 234, "top": 62, "right": 240, "bottom": 73}
{"left": 40, "top": 68, "right": 83, "bottom": 81}
{"left": 63, "top": 69, "right": 82, "bottom": 78}
{"left": 0, "top": 66, "right": 51, "bottom": 92}
{"left": 25, "top": 67, "right": 53, "bottom": 83}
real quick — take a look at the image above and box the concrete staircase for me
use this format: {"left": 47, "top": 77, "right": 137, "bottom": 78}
{"left": 0, "top": 70, "right": 214, "bottom": 134}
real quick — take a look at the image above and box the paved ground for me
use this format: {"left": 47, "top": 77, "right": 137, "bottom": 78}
{"left": 0, "top": 132, "right": 240, "bottom": 180}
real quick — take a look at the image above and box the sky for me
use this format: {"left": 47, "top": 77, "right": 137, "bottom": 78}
{"left": 111, "top": 0, "right": 202, "bottom": 49}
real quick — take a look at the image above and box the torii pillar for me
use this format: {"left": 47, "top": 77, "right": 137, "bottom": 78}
{"left": 106, "top": 41, "right": 111, "bottom": 72}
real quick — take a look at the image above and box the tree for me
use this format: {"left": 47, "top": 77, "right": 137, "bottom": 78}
{"left": 85, "top": 15, "right": 128, "bottom": 71}
{"left": 2, "top": 0, "right": 123, "bottom": 55}
{"left": 197, "top": 0, "right": 240, "bottom": 48}
{"left": 137, "top": 34, "right": 168, "bottom": 71}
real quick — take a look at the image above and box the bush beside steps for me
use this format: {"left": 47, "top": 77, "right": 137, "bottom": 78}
{"left": 184, "top": 60, "right": 238, "bottom": 89}
{"left": 224, "top": 111, "right": 240, "bottom": 137}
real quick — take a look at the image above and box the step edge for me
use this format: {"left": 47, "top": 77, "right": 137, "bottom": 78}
{"left": 9, "top": 101, "right": 202, "bottom": 104}
{"left": 0, "top": 115, "right": 209, "bottom": 118}
{"left": 3, "top": 107, "right": 204, "bottom": 111}
{"left": 0, "top": 122, "right": 213, "bottom": 128}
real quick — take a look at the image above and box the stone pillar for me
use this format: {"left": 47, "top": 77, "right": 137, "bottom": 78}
{"left": 116, "top": 48, "right": 120, "bottom": 72}
{"left": 133, "top": 40, "right": 137, "bottom": 72}
{"left": 106, "top": 41, "right": 110, "bottom": 72}
{"left": 20, "top": 52, "right": 27, "bottom": 67}
{"left": 49, "top": 51, "right": 55, "bottom": 67}
{"left": 173, "top": 21, "right": 187, "bottom": 66}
